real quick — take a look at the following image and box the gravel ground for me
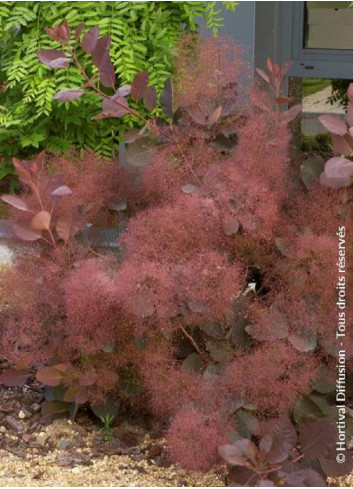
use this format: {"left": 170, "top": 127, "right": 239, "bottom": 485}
{"left": 0, "top": 449, "right": 225, "bottom": 487}
{"left": 0, "top": 359, "right": 226, "bottom": 487}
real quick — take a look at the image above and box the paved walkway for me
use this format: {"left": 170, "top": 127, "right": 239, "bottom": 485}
{"left": 302, "top": 86, "right": 345, "bottom": 135}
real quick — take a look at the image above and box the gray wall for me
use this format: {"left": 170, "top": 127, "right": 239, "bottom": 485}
{"left": 199, "top": 2, "right": 256, "bottom": 68}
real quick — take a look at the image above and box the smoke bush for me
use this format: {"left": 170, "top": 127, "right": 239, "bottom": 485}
{"left": 1, "top": 32, "right": 351, "bottom": 480}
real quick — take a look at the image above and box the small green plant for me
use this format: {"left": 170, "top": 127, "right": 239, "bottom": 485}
{"left": 100, "top": 414, "right": 116, "bottom": 442}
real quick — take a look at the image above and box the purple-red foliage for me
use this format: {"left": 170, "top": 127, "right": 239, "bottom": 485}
{"left": 144, "top": 364, "right": 202, "bottom": 419}
{"left": 2, "top": 34, "right": 348, "bottom": 476}
{"left": 114, "top": 260, "right": 178, "bottom": 330}
{"left": 64, "top": 259, "right": 121, "bottom": 353}
{"left": 166, "top": 408, "right": 230, "bottom": 471}
{"left": 174, "top": 252, "right": 243, "bottom": 323}
{"left": 220, "top": 343, "right": 320, "bottom": 415}
{"left": 173, "top": 35, "right": 246, "bottom": 108}
{"left": 121, "top": 194, "right": 224, "bottom": 264}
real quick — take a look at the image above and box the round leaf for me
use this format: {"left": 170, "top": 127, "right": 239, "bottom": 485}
{"left": 36, "top": 366, "right": 64, "bottom": 387}
{"left": 0, "top": 369, "right": 29, "bottom": 387}
{"left": 288, "top": 329, "right": 317, "bottom": 352}
{"left": 51, "top": 185, "right": 73, "bottom": 196}
{"left": 31, "top": 210, "right": 51, "bottom": 231}
{"left": 13, "top": 224, "right": 42, "bottom": 241}
{"left": 53, "top": 89, "right": 84, "bottom": 102}
{"left": 318, "top": 114, "right": 347, "bottom": 136}
{"left": 1, "top": 195, "right": 29, "bottom": 211}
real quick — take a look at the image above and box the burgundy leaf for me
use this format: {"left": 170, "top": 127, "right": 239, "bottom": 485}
{"left": 75, "top": 23, "right": 85, "bottom": 41}
{"left": 255, "top": 68, "right": 270, "bottom": 83}
{"left": 125, "top": 137, "right": 158, "bottom": 167}
{"left": 324, "top": 157, "right": 353, "bottom": 180}
{"left": 113, "top": 85, "right": 131, "bottom": 98}
{"left": 124, "top": 129, "right": 142, "bottom": 143}
{"left": 0, "top": 369, "right": 29, "bottom": 387}
{"left": 36, "top": 365, "right": 66, "bottom": 387}
{"left": 91, "top": 35, "right": 110, "bottom": 68}
{"left": 143, "top": 86, "right": 157, "bottom": 111}
{"left": 99, "top": 57, "right": 116, "bottom": 88}
{"left": 81, "top": 26, "right": 100, "bottom": 53}
{"left": 64, "top": 386, "right": 88, "bottom": 404}
{"left": 283, "top": 465, "right": 326, "bottom": 487}
{"left": 208, "top": 105, "right": 223, "bottom": 125}
{"left": 274, "top": 237, "right": 296, "bottom": 258}
{"left": 319, "top": 456, "right": 353, "bottom": 477}
{"left": 281, "top": 103, "right": 302, "bottom": 124}
{"left": 318, "top": 114, "right": 347, "bottom": 136}
{"left": 277, "top": 96, "right": 295, "bottom": 105}
{"left": 266, "top": 57, "right": 275, "bottom": 74}
{"left": 1, "top": 194, "right": 29, "bottom": 211}
{"left": 56, "top": 216, "right": 71, "bottom": 241}
{"left": 298, "top": 419, "right": 336, "bottom": 460}
{"left": 222, "top": 215, "right": 240, "bottom": 236}
{"left": 101, "top": 97, "right": 129, "bottom": 118}
{"left": 257, "top": 480, "right": 275, "bottom": 487}
{"left": 131, "top": 71, "right": 149, "bottom": 101}
{"left": 218, "top": 439, "right": 257, "bottom": 467}
{"left": 288, "top": 329, "right": 317, "bottom": 352}
{"left": 51, "top": 185, "right": 73, "bottom": 196}
{"left": 37, "top": 49, "right": 69, "bottom": 68}
{"left": 259, "top": 416, "right": 297, "bottom": 464}
{"left": 160, "top": 78, "right": 173, "bottom": 118}
{"left": 182, "top": 184, "right": 199, "bottom": 194}
{"left": 90, "top": 35, "right": 115, "bottom": 88}
{"left": 280, "top": 61, "right": 291, "bottom": 78}
{"left": 347, "top": 83, "right": 353, "bottom": 104}
{"left": 13, "top": 224, "right": 42, "bottom": 241}
{"left": 44, "top": 20, "right": 70, "bottom": 44}
{"left": 75, "top": 389, "right": 89, "bottom": 405}
{"left": 246, "top": 307, "right": 289, "bottom": 341}
{"left": 53, "top": 89, "right": 84, "bottom": 102}
{"left": 346, "top": 104, "right": 353, "bottom": 127}
{"left": 31, "top": 210, "right": 51, "bottom": 231}
{"left": 320, "top": 170, "right": 351, "bottom": 189}
{"left": 33, "top": 151, "right": 46, "bottom": 174}
{"left": 331, "top": 133, "right": 353, "bottom": 155}
{"left": 188, "top": 105, "right": 208, "bottom": 125}
{"left": 12, "top": 158, "right": 32, "bottom": 184}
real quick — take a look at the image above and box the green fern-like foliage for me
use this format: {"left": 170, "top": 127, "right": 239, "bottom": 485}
{"left": 0, "top": 1, "right": 237, "bottom": 163}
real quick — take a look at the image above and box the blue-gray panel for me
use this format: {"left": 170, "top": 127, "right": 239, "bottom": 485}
{"left": 199, "top": 2, "right": 255, "bottom": 66}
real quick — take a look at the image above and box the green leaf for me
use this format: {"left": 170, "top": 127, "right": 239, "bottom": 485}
{"left": 91, "top": 397, "right": 120, "bottom": 420}
{"left": 199, "top": 321, "right": 226, "bottom": 339}
{"left": 293, "top": 393, "right": 331, "bottom": 424}
{"left": 41, "top": 400, "right": 71, "bottom": 417}
{"left": 235, "top": 408, "right": 259, "bottom": 439}
{"left": 206, "top": 339, "right": 234, "bottom": 363}
{"left": 182, "top": 353, "right": 203, "bottom": 373}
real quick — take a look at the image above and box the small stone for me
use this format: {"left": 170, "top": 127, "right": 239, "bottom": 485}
{"left": 0, "top": 401, "right": 14, "bottom": 414}
{"left": 2, "top": 470, "right": 14, "bottom": 477}
{"left": 30, "top": 403, "right": 41, "bottom": 413}
{"left": 0, "top": 426, "right": 6, "bottom": 433}
{"left": 36, "top": 432, "right": 48, "bottom": 445}
{"left": 5, "top": 415, "right": 24, "bottom": 433}
{"left": 18, "top": 410, "right": 26, "bottom": 419}
{"left": 57, "top": 439, "right": 74, "bottom": 450}
{"left": 22, "top": 434, "right": 33, "bottom": 443}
